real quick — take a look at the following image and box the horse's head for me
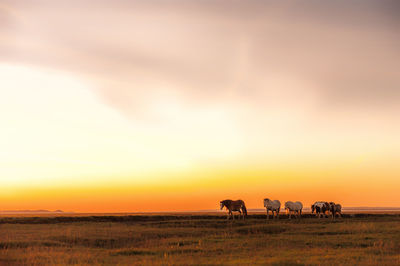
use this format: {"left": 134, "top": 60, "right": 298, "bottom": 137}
{"left": 311, "top": 204, "right": 315, "bottom": 213}
{"left": 220, "top": 201, "right": 224, "bottom": 210}
{"left": 263, "top": 198, "right": 270, "bottom": 207}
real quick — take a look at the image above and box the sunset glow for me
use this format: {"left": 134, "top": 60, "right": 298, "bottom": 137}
{"left": 1, "top": 1, "right": 399, "bottom": 212}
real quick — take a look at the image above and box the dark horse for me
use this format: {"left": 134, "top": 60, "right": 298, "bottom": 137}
{"left": 311, "top": 201, "right": 330, "bottom": 218}
{"left": 329, "top": 202, "right": 342, "bottom": 219}
{"left": 220, "top": 199, "right": 247, "bottom": 220}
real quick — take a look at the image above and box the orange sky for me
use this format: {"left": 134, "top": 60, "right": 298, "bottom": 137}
{"left": 1, "top": 1, "right": 400, "bottom": 212}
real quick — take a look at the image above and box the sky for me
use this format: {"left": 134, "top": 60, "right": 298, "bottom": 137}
{"left": 1, "top": 0, "right": 399, "bottom": 212}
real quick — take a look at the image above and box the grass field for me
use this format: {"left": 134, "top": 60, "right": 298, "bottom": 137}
{"left": 1, "top": 213, "right": 399, "bottom": 265}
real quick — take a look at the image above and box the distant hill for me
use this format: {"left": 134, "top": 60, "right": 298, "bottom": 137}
{"left": 0, "top": 210, "right": 69, "bottom": 214}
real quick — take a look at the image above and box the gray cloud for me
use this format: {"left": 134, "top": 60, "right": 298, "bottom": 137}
{"left": 1, "top": 0, "right": 399, "bottom": 118}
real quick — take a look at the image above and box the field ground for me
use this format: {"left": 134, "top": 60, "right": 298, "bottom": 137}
{"left": 0, "top": 213, "right": 399, "bottom": 265}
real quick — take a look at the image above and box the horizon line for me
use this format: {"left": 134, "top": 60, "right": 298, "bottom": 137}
{"left": 2, "top": 206, "right": 400, "bottom": 214}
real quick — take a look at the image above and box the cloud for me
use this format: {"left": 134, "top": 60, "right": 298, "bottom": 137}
{"left": 0, "top": 0, "right": 399, "bottom": 160}
{"left": 2, "top": 1, "right": 399, "bottom": 114}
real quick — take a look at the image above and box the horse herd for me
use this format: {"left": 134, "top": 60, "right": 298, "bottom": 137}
{"left": 220, "top": 199, "right": 342, "bottom": 220}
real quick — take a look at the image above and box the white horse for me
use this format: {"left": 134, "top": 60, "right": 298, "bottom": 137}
{"left": 263, "top": 198, "right": 281, "bottom": 219}
{"left": 285, "top": 201, "right": 303, "bottom": 219}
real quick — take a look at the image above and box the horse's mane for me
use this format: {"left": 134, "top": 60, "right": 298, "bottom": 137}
{"left": 221, "top": 199, "right": 247, "bottom": 207}
{"left": 221, "top": 199, "right": 233, "bottom": 204}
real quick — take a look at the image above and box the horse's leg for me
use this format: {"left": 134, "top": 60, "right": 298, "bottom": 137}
{"left": 277, "top": 209, "right": 280, "bottom": 219}
{"left": 266, "top": 209, "right": 269, "bottom": 220}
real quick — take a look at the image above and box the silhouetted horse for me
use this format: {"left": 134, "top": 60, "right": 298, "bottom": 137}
{"left": 220, "top": 199, "right": 247, "bottom": 220}
{"left": 329, "top": 202, "right": 342, "bottom": 219}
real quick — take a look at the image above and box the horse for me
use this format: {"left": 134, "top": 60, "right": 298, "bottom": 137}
{"left": 263, "top": 198, "right": 281, "bottom": 219}
{"left": 329, "top": 202, "right": 342, "bottom": 219}
{"left": 220, "top": 199, "right": 247, "bottom": 220}
{"left": 311, "top": 201, "right": 330, "bottom": 218}
{"left": 284, "top": 201, "right": 303, "bottom": 219}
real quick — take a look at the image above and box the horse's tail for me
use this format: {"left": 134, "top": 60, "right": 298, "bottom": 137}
{"left": 242, "top": 202, "right": 248, "bottom": 217}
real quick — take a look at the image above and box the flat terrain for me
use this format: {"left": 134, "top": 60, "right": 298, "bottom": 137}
{"left": 1, "top": 213, "right": 399, "bottom": 265}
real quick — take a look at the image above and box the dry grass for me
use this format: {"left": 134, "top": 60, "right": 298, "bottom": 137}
{"left": 0, "top": 214, "right": 399, "bottom": 265}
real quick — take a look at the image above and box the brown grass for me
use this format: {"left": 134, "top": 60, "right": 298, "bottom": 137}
{"left": 0, "top": 214, "right": 399, "bottom": 265}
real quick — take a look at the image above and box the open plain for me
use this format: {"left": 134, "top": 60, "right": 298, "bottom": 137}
{"left": 0, "top": 213, "right": 399, "bottom": 265}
